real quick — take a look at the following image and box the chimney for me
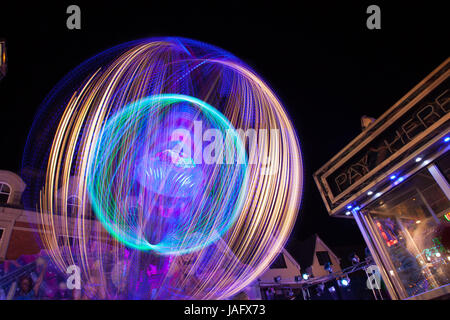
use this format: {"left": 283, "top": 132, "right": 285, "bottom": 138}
{"left": 361, "top": 115, "right": 376, "bottom": 131}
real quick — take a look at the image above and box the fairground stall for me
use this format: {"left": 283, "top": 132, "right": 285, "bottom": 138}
{"left": 314, "top": 58, "right": 450, "bottom": 300}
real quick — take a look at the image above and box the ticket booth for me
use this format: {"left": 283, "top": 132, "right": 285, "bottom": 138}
{"left": 314, "top": 58, "right": 450, "bottom": 300}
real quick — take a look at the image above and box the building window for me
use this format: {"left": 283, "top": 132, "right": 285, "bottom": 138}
{"left": 270, "top": 254, "right": 287, "bottom": 269}
{"left": 0, "top": 183, "right": 11, "bottom": 204}
{"left": 67, "top": 196, "right": 80, "bottom": 217}
{"left": 0, "top": 228, "right": 4, "bottom": 253}
{"left": 67, "top": 196, "right": 95, "bottom": 219}
{"left": 316, "top": 251, "right": 332, "bottom": 266}
{"left": 57, "top": 235, "right": 77, "bottom": 247}
{"left": 0, "top": 41, "right": 5, "bottom": 65}
{"left": 0, "top": 40, "right": 6, "bottom": 76}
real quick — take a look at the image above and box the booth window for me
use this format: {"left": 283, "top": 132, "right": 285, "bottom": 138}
{"left": 0, "top": 183, "right": 11, "bottom": 204}
{"left": 67, "top": 196, "right": 80, "bottom": 217}
{"left": 360, "top": 166, "right": 450, "bottom": 298}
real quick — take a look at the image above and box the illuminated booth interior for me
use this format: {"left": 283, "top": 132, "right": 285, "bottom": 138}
{"left": 315, "top": 58, "right": 450, "bottom": 300}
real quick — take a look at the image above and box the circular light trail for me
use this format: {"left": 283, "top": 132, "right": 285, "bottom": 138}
{"left": 22, "top": 37, "right": 304, "bottom": 299}
{"left": 88, "top": 94, "right": 249, "bottom": 255}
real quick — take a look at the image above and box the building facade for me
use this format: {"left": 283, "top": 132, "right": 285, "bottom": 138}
{"left": 0, "top": 171, "right": 100, "bottom": 262}
{"left": 0, "top": 170, "right": 41, "bottom": 261}
{"left": 258, "top": 234, "right": 342, "bottom": 299}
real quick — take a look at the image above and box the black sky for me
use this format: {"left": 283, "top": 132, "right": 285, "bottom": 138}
{"left": 0, "top": 1, "right": 448, "bottom": 263}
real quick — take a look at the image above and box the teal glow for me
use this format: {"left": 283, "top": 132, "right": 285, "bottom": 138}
{"left": 87, "top": 94, "right": 249, "bottom": 255}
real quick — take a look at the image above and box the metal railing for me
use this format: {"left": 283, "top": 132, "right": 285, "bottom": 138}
{"left": 298, "top": 257, "right": 375, "bottom": 289}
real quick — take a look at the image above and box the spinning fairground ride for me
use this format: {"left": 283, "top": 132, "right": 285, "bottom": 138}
{"left": 22, "top": 37, "right": 303, "bottom": 299}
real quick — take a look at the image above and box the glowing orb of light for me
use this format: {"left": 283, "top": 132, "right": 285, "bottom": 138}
{"left": 22, "top": 37, "right": 304, "bottom": 300}
{"left": 88, "top": 94, "right": 248, "bottom": 255}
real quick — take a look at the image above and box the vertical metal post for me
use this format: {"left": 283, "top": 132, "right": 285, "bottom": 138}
{"left": 415, "top": 188, "right": 440, "bottom": 223}
{"left": 428, "top": 164, "right": 450, "bottom": 200}
{"left": 352, "top": 209, "right": 401, "bottom": 299}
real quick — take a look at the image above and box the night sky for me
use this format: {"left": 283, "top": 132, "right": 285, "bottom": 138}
{"left": 0, "top": 1, "right": 448, "bottom": 264}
